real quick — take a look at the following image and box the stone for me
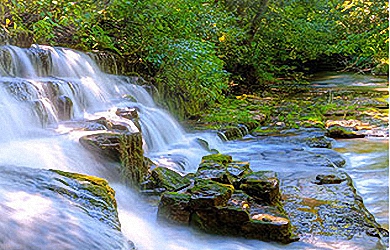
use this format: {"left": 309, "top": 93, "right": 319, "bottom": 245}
{"left": 0, "top": 165, "right": 134, "bottom": 249}
{"left": 313, "top": 173, "right": 347, "bottom": 185}
{"left": 56, "top": 95, "right": 73, "bottom": 120}
{"left": 280, "top": 170, "right": 389, "bottom": 248}
{"left": 201, "top": 153, "right": 232, "bottom": 164}
{"left": 196, "top": 162, "right": 232, "bottom": 185}
{"left": 158, "top": 192, "right": 192, "bottom": 224}
{"left": 239, "top": 171, "right": 280, "bottom": 205}
{"left": 188, "top": 179, "right": 234, "bottom": 209}
{"left": 326, "top": 126, "right": 365, "bottom": 139}
{"left": 79, "top": 132, "right": 123, "bottom": 161}
{"left": 243, "top": 203, "right": 294, "bottom": 243}
{"left": 116, "top": 107, "right": 142, "bottom": 131}
{"left": 141, "top": 166, "right": 191, "bottom": 194}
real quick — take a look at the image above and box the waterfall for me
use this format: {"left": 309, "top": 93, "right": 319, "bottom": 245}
{"left": 0, "top": 44, "right": 224, "bottom": 249}
{"left": 0, "top": 45, "right": 214, "bottom": 169}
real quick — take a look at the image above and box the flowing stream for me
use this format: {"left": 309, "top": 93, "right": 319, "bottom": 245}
{"left": 0, "top": 45, "right": 387, "bottom": 250}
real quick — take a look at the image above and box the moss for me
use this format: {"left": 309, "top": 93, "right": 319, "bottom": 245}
{"left": 201, "top": 154, "right": 233, "bottom": 165}
{"left": 51, "top": 169, "right": 117, "bottom": 208}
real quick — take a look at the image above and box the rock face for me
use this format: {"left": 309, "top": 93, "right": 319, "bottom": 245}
{"left": 281, "top": 169, "right": 389, "bottom": 248}
{"left": 157, "top": 154, "right": 297, "bottom": 244}
{"left": 0, "top": 165, "right": 134, "bottom": 250}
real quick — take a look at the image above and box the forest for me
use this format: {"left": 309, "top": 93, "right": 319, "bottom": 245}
{"left": 1, "top": 0, "right": 388, "bottom": 120}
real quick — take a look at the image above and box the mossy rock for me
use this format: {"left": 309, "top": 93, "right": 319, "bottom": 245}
{"left": 196, "top": 162, "right": 232, "bottom": 185}
{"left": 304, "top": 136, "right": 333, "bottom": 148}
{"left": 50, "top": 169, "right": 120, "bottom": 230}
{"left": 157, "top": 192, "right": 192, "bottom": 224}
{"left": 201, "top": 154, "right": 232, "bottom": 165}
{"left": 325, "top": 126, "right": 365, "bottom": 139}
{"left": 141, "top": 167, "right": 191, "bottom": 194}
{"left": 188, "top": 179, "right": 234, "bottom": 209}
{"left": 197, "top": 157, "right": 251, "bottom": 186}
{"left": 239, "top": 171, "right": 281, "bottom": 205}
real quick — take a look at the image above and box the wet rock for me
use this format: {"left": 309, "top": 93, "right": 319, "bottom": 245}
{"left": 80, "top": 131, "right": 147, "bottom": 186}
{"left": 116, "top": 107, "right": 142, "bottom": 131}
{"left": 190, "top": 192, "right": 251, "bottom": 235}
{"left": 188, "top": 179, "right": 234, "bottom": 209}
{"left": 201, "top": 153, "right": 232, "bottom": 164}
{"left": 326, "top": 126, "right": 365, "bottom": 139}
{"left": 56, "top": 95, "right": 73, "bottom": 120}
{"left": 50, "top": 170, "right": 121, "bottom": 230}
{"left": 141, "top": 166, "right": 191, "bottom": 194}
{"left": 158, "top": 192, "right": 192, "bottom": 224}
{"left": 0, "top": 165, "right": 134, "bottom": 250}
{"left": 303, "top": 135, "right": 333, "bottom": 148}
{"left": 239, "top": 171, "right": 280, "bottom": 205}
{"left": 217, "top": 121, "right": 259, "bottom": 141}
{"left": 79, "top": 132, "right": 123, "bottom": 161}
{"left": 280, "top": 170, "right": 389, "bottom": 248}
{"left": 157, "top": 154, "right": 296, "bottom": 244}
{"left": 313, "top": 173, "right": 347, "bottom": 185}
{"left": 243, "top": 203, "right": 294, "bottom": 243}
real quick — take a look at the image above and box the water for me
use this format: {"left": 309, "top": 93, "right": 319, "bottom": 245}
{"left": 0, "top": 45, "right": 387, "bottom": 249}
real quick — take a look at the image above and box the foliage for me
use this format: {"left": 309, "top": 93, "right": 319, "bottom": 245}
{"left": 1, "top": 0, "right": 388, "bottom": 119}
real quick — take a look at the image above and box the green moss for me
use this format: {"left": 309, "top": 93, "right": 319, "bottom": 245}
{"left": 51, "top": 169, "right": 117, "bottom": 208}
{"left": 201, "top": 154, "right": 233, "bottom": 165}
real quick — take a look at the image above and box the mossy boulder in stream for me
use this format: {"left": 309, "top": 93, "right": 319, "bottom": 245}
{"left": 141, "top": 166, "right": 191, "bottom": 195}
{"left": 157, "top": 154, "right": 296, "bottom": 244}
{"left": 239, "top": 171, "right": 280, "bottom": 205}
{"left": 326, "top": 126, "right": 365, "bottom": 139}
{"left": 0, "top": 165, "right": 135, "bottom": 249}
{"left": 80, "top": 131, "right": 148, "bottom": 186}
{"left": 50, "top": 169, "right": 121, "bottom": 230}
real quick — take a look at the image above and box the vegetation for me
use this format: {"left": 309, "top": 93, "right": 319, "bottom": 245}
{"left": 1, "top": 0, "right": 388, "bottom": 120}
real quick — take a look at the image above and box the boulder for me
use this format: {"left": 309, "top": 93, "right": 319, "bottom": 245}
{"left": 239, "top": 171, "right": 280, "bottom": 205}
{"left": 157, "top": 154, "right": 296, "bottom": 244}
{"left": 80, "top": 131, "right": 147, "bottom": 186}
{"left": 326, "top": 126, "right": 365, "bottom": 139}
{"left": 0, "top": 165, "right": 135, "bottom": 250}
{"left": 79, "top": 132, "right": 123, "bottom": 161}
{"left": 141, "top": 166, "right": 191, "bottom": 194}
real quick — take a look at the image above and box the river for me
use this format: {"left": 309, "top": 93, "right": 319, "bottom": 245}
{"left": 0, "top": 45, "right": 387, "bottom": 250}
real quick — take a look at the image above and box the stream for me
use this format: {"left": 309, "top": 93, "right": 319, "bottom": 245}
{"left": 0, "top": 45, "right": 387, "bottom": 250}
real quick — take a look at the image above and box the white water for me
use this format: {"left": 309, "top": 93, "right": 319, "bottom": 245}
{"left": 0, "top": 45, "right": 387, "bottom": 250}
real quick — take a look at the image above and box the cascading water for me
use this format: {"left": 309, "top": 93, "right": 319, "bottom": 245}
{"left": 0, "top": 44, "right": 387, "bottom": 250}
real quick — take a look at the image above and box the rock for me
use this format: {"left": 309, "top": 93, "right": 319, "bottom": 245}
{"left": 56, "top": 95, "right": 73, "bottom": 120}
{"left": 141, "top": 166, "right": 191, "bottom": 194}
{"left": 0, "top": 165, "right": 134, "bottom": 249}
{"left": 80, "top": 131, "right": 147, "bottom": 186}
{"left": 50, "top": 169, "right": 121, "bottom": 230}
{"left": 217, "top": 121, "right": 259, "bottom": 141}
{"left": 243, "top": 203, "right": 294, "bottom": 243}
{"left": 158, "top": 192, "right": 192, "bottom": 224}
{"left": 79, "top": 132, "right": 123, "bottom": 161}
{"left": 201, "top": 153, "right": 232, "bottom": 164}
{"left": 196, "top": 162, "right": 232, "bottom": 184}
{"left": 116, "top": 107, "right": 142, "bottom": 131}
{"left": 239, "top": 171, "right": 280, "bottom": 205}
{"left": 281, "top": 170, "right": 389, "bottom": 248}
{"left": 157, "top": 154, "right": 296, "bottom": 244}
{"left": 188, "top": 179, "right": 234, "bottom": 209}
{"left": 326, "top": 126, "right": 365, "bottom": 139}
{"left": 304, "top": 135, "right": 333, "bottom": 148}
{"left": 313, "top": 173, "right": 347, "bottom": 185}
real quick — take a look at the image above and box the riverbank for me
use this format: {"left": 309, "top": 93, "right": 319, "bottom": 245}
{"left": 188, "top": 72, "right": 388, "bottom": 139}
